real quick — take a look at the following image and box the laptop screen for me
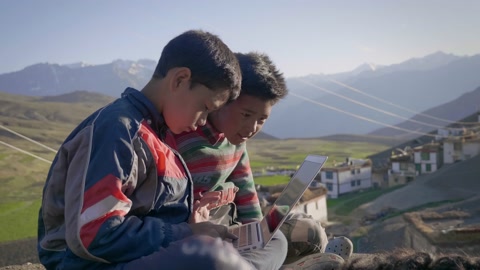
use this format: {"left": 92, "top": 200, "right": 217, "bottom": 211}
{"left": 260, "top": 155, "right": 328, "bottom": 244}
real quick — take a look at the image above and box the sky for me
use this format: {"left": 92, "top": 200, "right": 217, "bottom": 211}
{"left": 1, "top": 0, "right": 480, "bottom": 77}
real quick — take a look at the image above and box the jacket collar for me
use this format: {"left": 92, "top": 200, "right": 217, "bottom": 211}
{"left": 122, "top": 87, "right": 168, "bottom": 138}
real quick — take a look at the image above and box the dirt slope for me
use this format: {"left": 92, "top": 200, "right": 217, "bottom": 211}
{"left": 360, "top": 155, "right": 480, "bottom": 215}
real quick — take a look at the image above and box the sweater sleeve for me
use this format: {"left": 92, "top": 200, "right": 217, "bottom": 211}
{"left": 63, "top": 120, "right": 192, "bottom": 264}
{"left": 228, "top": 148, "right": 263, "bottom": 223}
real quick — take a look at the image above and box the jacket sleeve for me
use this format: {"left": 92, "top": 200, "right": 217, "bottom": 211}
{"left": 228, "top": 148, "right": 263, "bottom": 223}
{"left": 63, "top": 120, "right": 192, "bottom": 264}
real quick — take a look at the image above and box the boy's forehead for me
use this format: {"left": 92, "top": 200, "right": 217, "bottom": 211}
{"left": 235, "top": 94, "right": 272, "bottom": 105}
{"left": 231, "top": 94, "right": 273, "bottom": 113}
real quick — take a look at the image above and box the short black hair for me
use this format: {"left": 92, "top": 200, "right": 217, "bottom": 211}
{"left": 154, "top": 30, "right": 241, "bottom": 101}
{"left": 234, "top": 52, "right": 288, "bottom": 104}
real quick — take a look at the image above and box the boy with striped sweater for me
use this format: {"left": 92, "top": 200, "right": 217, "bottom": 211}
{"left": 171, "top": 52, "right": 333, "bottom": 266}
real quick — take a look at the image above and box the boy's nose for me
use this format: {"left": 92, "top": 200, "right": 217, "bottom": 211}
{"left": 243, "top": 121, "right": 257, "bottom": 136}
{"left": 197, "top": 116, "right": 207, "bottom": 127}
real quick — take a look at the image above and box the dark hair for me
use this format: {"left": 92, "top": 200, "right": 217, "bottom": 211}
{"left": 234, "top": 52, "right": 288, "bottom": 104}
{"left": 154, "top": 29, "right": 241, "bottom": 101}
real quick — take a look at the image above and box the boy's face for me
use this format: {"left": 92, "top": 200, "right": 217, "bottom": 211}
{"left": 164, "top": 82, "right": 230, "bottom": 134}
{"left": 210, "top": 94, "right": 273, "bottom": 145}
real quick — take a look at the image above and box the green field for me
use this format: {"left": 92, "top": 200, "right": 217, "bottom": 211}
{"left": 254, "top": 175, "right": 291, "bottom": 186}
{"left": 247, "top": 138, "right": 388, "bottom": 170}
{"left": 0, "top": 200, "right": 41, "bottom": 242}
{"left": 0, "top": 91, "right": 395, "bottom": 242}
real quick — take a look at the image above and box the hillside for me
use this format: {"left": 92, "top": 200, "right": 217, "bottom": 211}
{"left": 351, "top": 154, "right": 480, "bottom": 255}
{"left": 0, "top": 91, "right": 114, "bottom": 205}
{"left": 366, "top": 111, "right": 480, "bottom": 168}
{"left": 0, "top": 91, "right": 114, "bottom": 147}
{"left": 369, "top": 85, "right": 480, "bottom": 139}
{"left": 362, "top": 154, "right": 480, "bottom": 215}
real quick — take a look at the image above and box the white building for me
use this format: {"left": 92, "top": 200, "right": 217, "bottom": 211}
{"left": 413, "top": 143, "right": 443, "bottom": 174}
{"left": 262, "top": 186, "right": 328, "bottom": 223}
{"left": 320, "top": 158, "right": 372, "bottom": 199}
{"left": 436, "top": 127, "right": 465, "bottom": 141}
{"left": 292, "top": 187, "right": 328, "bottom": 223}
{"left": 443, "top": 135, "right": 480, "bottom": 164}
{"left": 388, "top": 148, "right": 417, "bottom": 186}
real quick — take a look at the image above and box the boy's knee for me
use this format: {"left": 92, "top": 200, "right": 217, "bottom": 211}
{"left": 280, "top": 213, "right": 328, "bottom": 257}
{"left": 273, "top": 229, "right": 289, "bottom": 257}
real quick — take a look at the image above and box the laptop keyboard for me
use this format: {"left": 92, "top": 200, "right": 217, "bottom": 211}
{"left": 229, "top": 224, "right": 253, "bottom": 248}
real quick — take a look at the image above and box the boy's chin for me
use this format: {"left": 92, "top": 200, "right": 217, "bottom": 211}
{"left": 169, "top": 127, "right": 186, "bottom": 135}
{"left": 227, "top": 136, "right": 248, "bottom": 145}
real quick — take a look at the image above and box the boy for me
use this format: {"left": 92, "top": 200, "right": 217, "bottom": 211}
{"left": 37, "top": 30, "right": 254, "bottom": 270}
{"left": 172, "top": 52, "right": 332, "bottom": 266}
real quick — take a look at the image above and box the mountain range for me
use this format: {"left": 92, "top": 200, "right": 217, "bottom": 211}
{"left": 1, "top": 51, "right": 479, "bottom": 139}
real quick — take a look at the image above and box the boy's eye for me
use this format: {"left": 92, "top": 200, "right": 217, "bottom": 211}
{"left": 241, "top": 112, "right": 251, "bottom": 118}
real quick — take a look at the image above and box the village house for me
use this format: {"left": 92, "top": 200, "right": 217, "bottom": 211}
{"left": 388, "top": 147, "right": 417, "bottom": 187}
{"left": 413, "top": 142, "right": 443, "bottom": 174}
{"left": 371, "top": 165, "right": 389, "bottom": 189}
{"left": 443, "top": 135, "right": 480, "bottom": 164}
{"left": 442, "top": 128, "right": 480, "bottom": 164}
{"left": 291, "top": 186, "right": 328, "bottom": 223}
{"left": 319, "top": 157, "right": 372, "bottom": 199}
{"left": 260, "top": 185, "right": 328, "bottom": 223}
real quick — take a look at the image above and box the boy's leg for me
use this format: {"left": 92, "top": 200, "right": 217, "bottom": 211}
{"left": 241, "top": 230, "right": 288, "bottom": 270}
{"left": 280, "top": 212, "right": 328, "bottom": 259}
{"left": 116, "top": 235, "right": 254, "bottom": 270}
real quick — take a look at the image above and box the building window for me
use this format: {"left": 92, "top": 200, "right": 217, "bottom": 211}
{"left": 325, "top": 171, "right": 333, "bottom": 179}
{"left": 454, "top": 142, "right": 461, "bottom": 151}
{"left": 304, "top": 205, "right": 308, "bottom": 212}
{"left": 351, "top": 169, "right": 355, "bottom": 175}
{"left": 351, "top": 180, "right": 355, "bottom": 187}
{"left": 315, "top": 201, "right": 319, "bottom": 210}
{"left": 356, "top": 168, "right": 360, "bottom": 174}
{"left": 421, "top": 152, "right": 430, "bottom": 161}
{"left": 326, "top": 183, "right": 333, "bottom": 191}
{"left": 415, "top": 164, "right": 421, "bottom": 172}
{"left": 426, "top": 164, "right": 432, "bottom": 172}
{"left": 399, "top": 163, "right": 408, "bottom": 170}
{"left": 356, "top": 180, "right": 361, "bottom": 186}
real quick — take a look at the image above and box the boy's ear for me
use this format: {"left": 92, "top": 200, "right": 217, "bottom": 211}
{"left": 170, "top": 67, "right": 192, "bottom": 92}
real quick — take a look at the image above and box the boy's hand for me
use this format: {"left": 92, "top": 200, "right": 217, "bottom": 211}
{"left": 189, "top": 187, "right": 239, "bottom": 223}
{"left": 188, "top": 222, "right": 238, "bottom": 241}
{"left": 196, "top": 187, "right": 239, "bottom": 210}
{"left": 189, "top": 200, "right": 211, "bottom": 223}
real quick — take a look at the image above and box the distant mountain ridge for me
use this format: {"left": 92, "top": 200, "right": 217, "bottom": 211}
{"left": 0, "top": 59, "right": 156, "bottom": 97}
{"left": 1, "top": 52, "right": 479, "bottom": 139}
{"left": 369, "top": 86, "right": 480, "bottom": 139}
{"left": 262, "top": 52, "right": 480, "bottom": 138}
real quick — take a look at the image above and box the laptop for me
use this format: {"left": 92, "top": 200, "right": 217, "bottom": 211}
{"left": 229, "top": 155, "right": 328, "bottom": 253}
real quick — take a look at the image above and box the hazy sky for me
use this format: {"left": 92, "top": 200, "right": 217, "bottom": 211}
{"left": 1, "top": 0, "right": 480, "bottom": 77}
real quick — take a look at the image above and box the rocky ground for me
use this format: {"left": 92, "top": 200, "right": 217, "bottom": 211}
{"left": 0, "top": 264, "right": 44, "bottom": 270}
{"left": 0, "top": 238, "right": 41, "bottom": 269}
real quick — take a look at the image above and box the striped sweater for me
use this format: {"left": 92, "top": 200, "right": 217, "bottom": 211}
{"left": 171, "top": 122, "right": 263, "bottom": 224}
